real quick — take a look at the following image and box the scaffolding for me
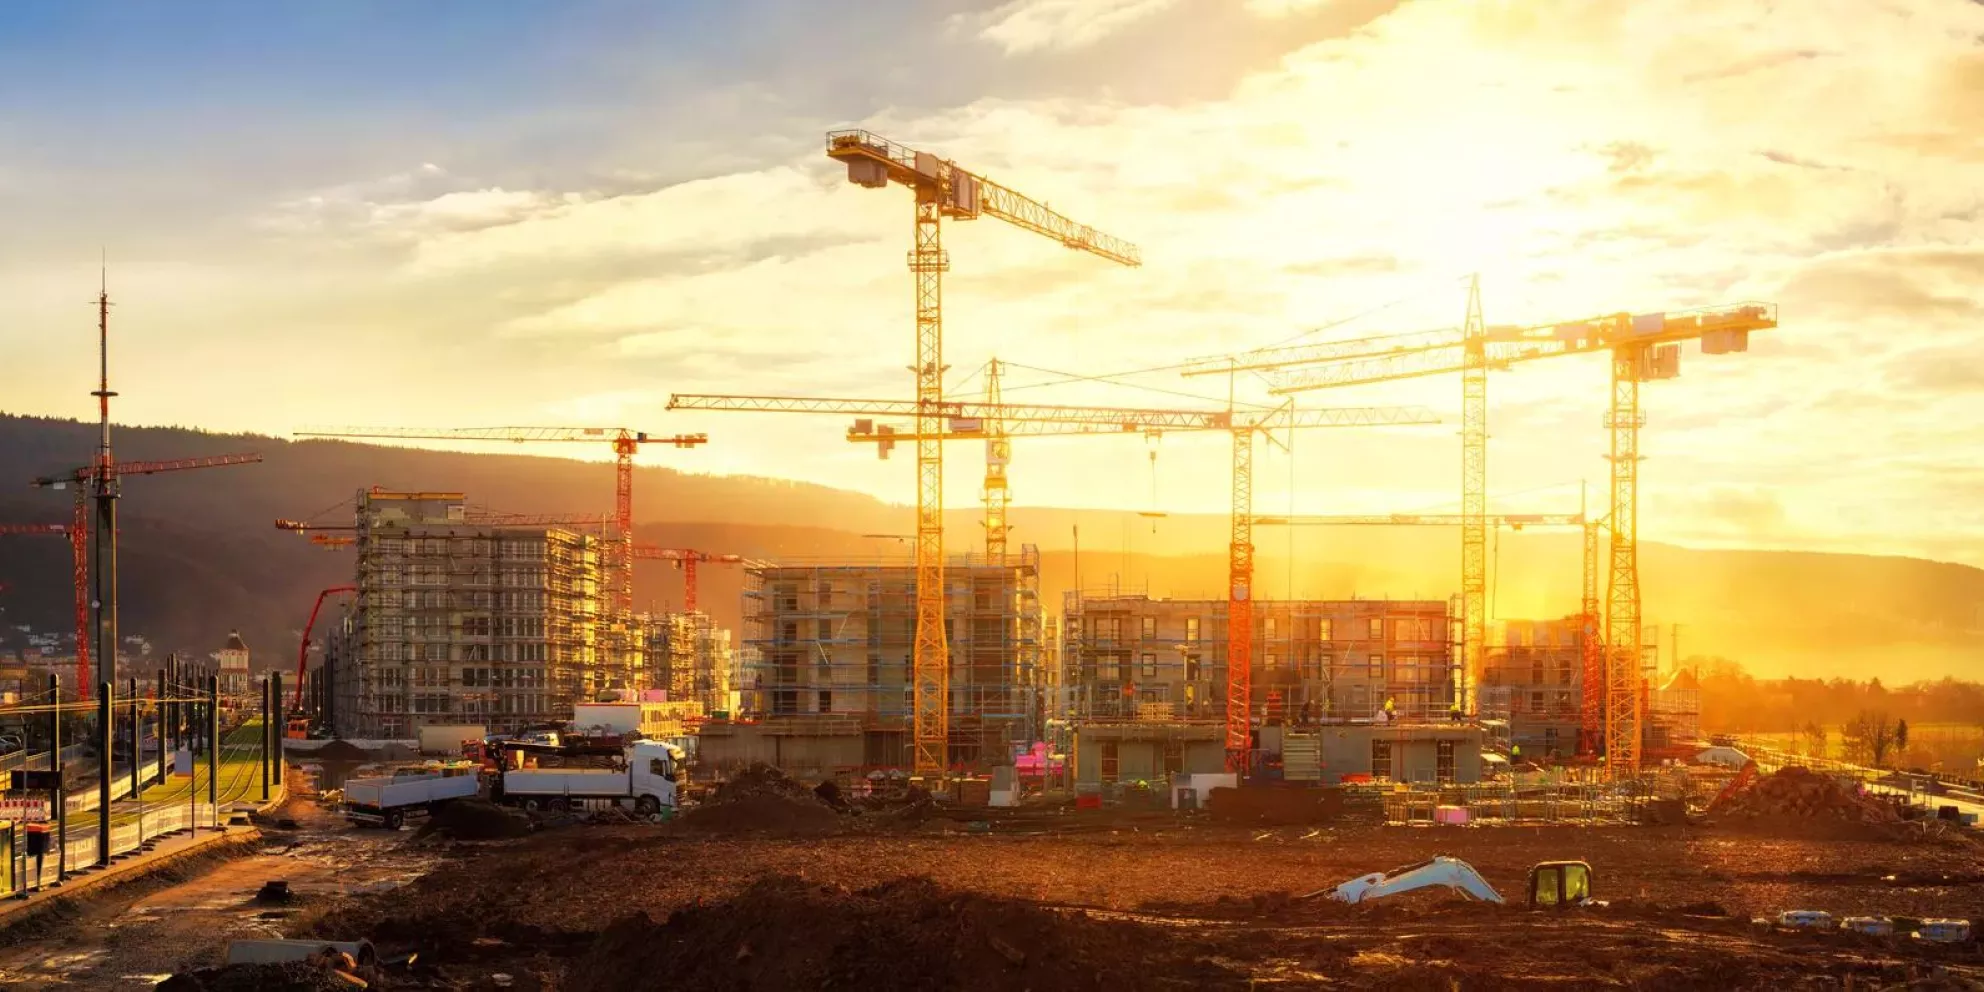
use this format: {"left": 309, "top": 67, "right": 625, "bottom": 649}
{"left": 738, "top": 546, "right": 1041, "bottom": 769}
{"left": 1479, "top": 616, "right": 1584, "bottom": 759}
{"left": 641, "top": 610, "right": 736, "bottom": 715}
{"left": 1061, "top": 594, "right": 1458, "bottom": 725}
{"left": 348, "top": 489, "right": 606, "bottom": 738}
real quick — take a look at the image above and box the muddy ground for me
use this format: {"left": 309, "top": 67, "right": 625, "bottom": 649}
{"left": 0, "top": 772, "right": 436, "bottom": 990}
{"left": 295, "top": 816, "right": 1984, "bottom": 990}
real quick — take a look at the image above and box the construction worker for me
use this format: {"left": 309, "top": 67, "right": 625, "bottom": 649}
{"left": 24, "top": 819, "right": 49, "bottom": 892}
{"left": 1511, "top": 743, "right": 1522, "bottom": 764}
{"left": 1383, "top": 697, "right": 1396, "bottom": 724}
{"left": 1449, "top": 702, "right": 1462, "bottom": 723}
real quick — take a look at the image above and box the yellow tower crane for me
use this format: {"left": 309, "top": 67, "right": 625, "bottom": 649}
{"left": 668, "top": 390, "right": 1439, "bottom": 770}
{"left": 1185, "top": 283, "right": 1775, "bottom": 776}
{"left": 824, "top": 130, "right": 1140, "bottom": 775}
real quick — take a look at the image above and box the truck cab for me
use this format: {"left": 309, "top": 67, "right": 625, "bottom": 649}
{"left": 628, "top": 740, "right": 682, "bottom": 813}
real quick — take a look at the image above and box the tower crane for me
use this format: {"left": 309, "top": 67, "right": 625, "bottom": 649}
{"left": 291, "top": 426, "right": 705, "bottom": 627}
{"left": 669, "top": 389, "right": 1438, "bottom": 770}
{"left": 31, "top": 452, "right": 264, "bottom": 694}
{"left": 1184, "top": 280, "right": 1775, "bottom": 775}
{"left": 823, "top": 129, "right": 1139, "bottom": 775}
{"left": 0, "top": 521, "right": 87, "bottom": 698}
{"left": 631, "top": 546, "right": 746, "bottom": 615}
{"left": 1250, "top": 511, "right": 1594, "bottom": 744}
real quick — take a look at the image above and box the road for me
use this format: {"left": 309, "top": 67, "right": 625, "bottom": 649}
{"left": 0, "top": 769, "right": 436, "bottom": 990}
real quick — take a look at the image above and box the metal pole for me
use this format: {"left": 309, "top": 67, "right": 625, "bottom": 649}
{"left": 155, "top": 667, "right": 166, "bottom": 787}
{"left": 206, "top": 675, "right": 219, "bottom": 830}
{"left": 259, "top": 678, "right": 270, "bottom": 804}
{"left": 97, "top": 682, "right": 110, "bottom": 866}
{"left": 128, "top": 677, "right": 139, "bottom": 802}
{"left": 48, "top": 674, "right": 63, "bottom": 886}
{"left": 272, "top": 672, "right": 284, "bottom": 789}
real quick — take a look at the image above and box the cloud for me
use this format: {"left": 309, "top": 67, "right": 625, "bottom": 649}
{"left": 966, "top": 0, "right": 1181, "bottom": 55}
{"left": 11, "top": 0, "right": 1984, "bottom": 565}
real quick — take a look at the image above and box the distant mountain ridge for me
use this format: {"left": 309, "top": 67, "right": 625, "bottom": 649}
{"left": 0, "top": 413, "right": 1977, "bottom": 683}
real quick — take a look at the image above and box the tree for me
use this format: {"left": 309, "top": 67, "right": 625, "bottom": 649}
{"left": 1896, "top": 718, "right": 1909, "bottom": 752}
{"left": 1802, "top": 721, "right": 1828, "bottom": 758}
{"left": 1848, "top": 710, "right": 1899, "bottom": 768}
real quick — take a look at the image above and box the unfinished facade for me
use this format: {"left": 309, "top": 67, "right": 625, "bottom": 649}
{"left": 1478, "top": 616, "right": 1583, "bottom": 759}
{"left": 1060, "top": 595, "right": 1458, "bottom": 725}
{"left": 641, "top": 611, "right": 736, "bottom": 715}
{"left": 347, "top": 490, "right": 607, "bottom": 738}
{"left": 738, "top": 547, "right": 1042, "bottom": 769}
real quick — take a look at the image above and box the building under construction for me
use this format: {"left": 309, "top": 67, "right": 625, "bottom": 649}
{"left": 1478, "top": 616, "right": 1584, "bottom": 759}
{"left": 641, "top": 610, "right": 736, "bottom": 716}
{"left": 340, "top": 489, "right": 609, "bottom": 738}
{"left": 1060, "top": 594, "right": 1459, "bottom": 723}
{"left": 720, "top": 547, "right": 1042, "bottom": 773}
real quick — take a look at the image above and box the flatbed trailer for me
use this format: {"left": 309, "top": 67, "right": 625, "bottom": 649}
{"left": 343, "top": 766, "right": 481, "bottom": 829}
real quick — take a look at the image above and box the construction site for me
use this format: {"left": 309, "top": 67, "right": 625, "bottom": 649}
{"left": 5, "top": 112, "right": 1983, "bottom": 990}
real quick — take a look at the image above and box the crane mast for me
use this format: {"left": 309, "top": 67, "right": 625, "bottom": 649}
{"left": 32, "top": 453, "right": 262, "bottom": 696}
{"left": 671, "top": 388, "right": 1436, "bottom": 770}
{"left": 825, "top": 129, "right": 1139, "bottom": 776}
{"left": 1185, "top": 289, "right": 1775, "bottom": 776}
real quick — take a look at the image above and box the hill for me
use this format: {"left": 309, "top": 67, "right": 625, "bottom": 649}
{"left": 0, "top": 413, "right": 1978, "bottom": 683}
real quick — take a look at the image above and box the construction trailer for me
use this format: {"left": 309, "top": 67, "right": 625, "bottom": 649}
{"left": 1060, "top": 594, "right": 1459, "bottom": 725}
{"left": 347, "top": 489, "right": 609, "bottom": 739}
{"left": 735, "top": 547, "right": 1042, "bottom": 772}
{"left": 640, "top": 610, "right": 736, "bottom": 716}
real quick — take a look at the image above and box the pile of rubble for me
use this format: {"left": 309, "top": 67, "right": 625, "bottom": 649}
{"left": 1711, "top": 767, "right": 1903, "bottom": 833}
{"left": 674, "top": 763, "right": 841, "bottom": 835}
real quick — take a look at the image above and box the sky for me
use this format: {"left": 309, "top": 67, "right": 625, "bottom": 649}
{"left": 2, "top": 0, "right": 1981, "bottom": 565}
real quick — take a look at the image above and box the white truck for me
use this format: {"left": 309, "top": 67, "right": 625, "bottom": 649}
{"left": 490, "top": 740, "right": 682, "bottom": 817}
{"left": 343, "top": 765, "right": 482, "bottom": 829}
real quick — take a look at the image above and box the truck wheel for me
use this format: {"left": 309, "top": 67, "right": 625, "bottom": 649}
{"left": 636, "top": 796, "right": 660, "bottom": 817}
{"left": 523, "top": 799, "right": 542, "bottom": 812}
{"left": 385, "top": 810, "right": 405, "bottom": 830}
{"left": 548, "top": 799, "right": 570, "bottom": 814}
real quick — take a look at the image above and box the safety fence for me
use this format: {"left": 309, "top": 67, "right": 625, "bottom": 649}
{"left": 1364, "top": 767, "right": 1726, "bottom": 826}
{"left": 21, "top": 803, "right": 217, "bottom": 892}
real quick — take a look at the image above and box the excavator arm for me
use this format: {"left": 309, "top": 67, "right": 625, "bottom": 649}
{"left": 1327, "top": 856, "right": 1505, "bottom": 904}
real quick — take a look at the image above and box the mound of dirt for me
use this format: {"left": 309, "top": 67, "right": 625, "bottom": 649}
{"left": 414, "top": 797, "right": 531, "bottom": 840}
{"left": 561, "top": 875, "right": 1245, "bottom": 992}
{"left": 1712, "top": 767, "right": 1905, "bottom": 838}
{"left": 674, "top": 763, "right": 842, "bottom": 835}
{"left": 1207, "top": 785, "right": 1346, "bottom": 825}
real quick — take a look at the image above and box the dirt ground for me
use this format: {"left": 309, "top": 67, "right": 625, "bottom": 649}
{"left": 0, "top": 771, "right": 436, "bottom": 990}
{"left": 297, "top": 818, "right": 1984, "bottom": 990}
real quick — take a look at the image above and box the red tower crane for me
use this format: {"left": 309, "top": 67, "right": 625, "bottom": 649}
{"left": 0, "top": 521, "right": 85, "bottom": 695}
{"left": 31, "top": 453, "right": 263, "bottom": 696}
{"left": 631, "top": 546, "right": 746, "bottom": 615}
